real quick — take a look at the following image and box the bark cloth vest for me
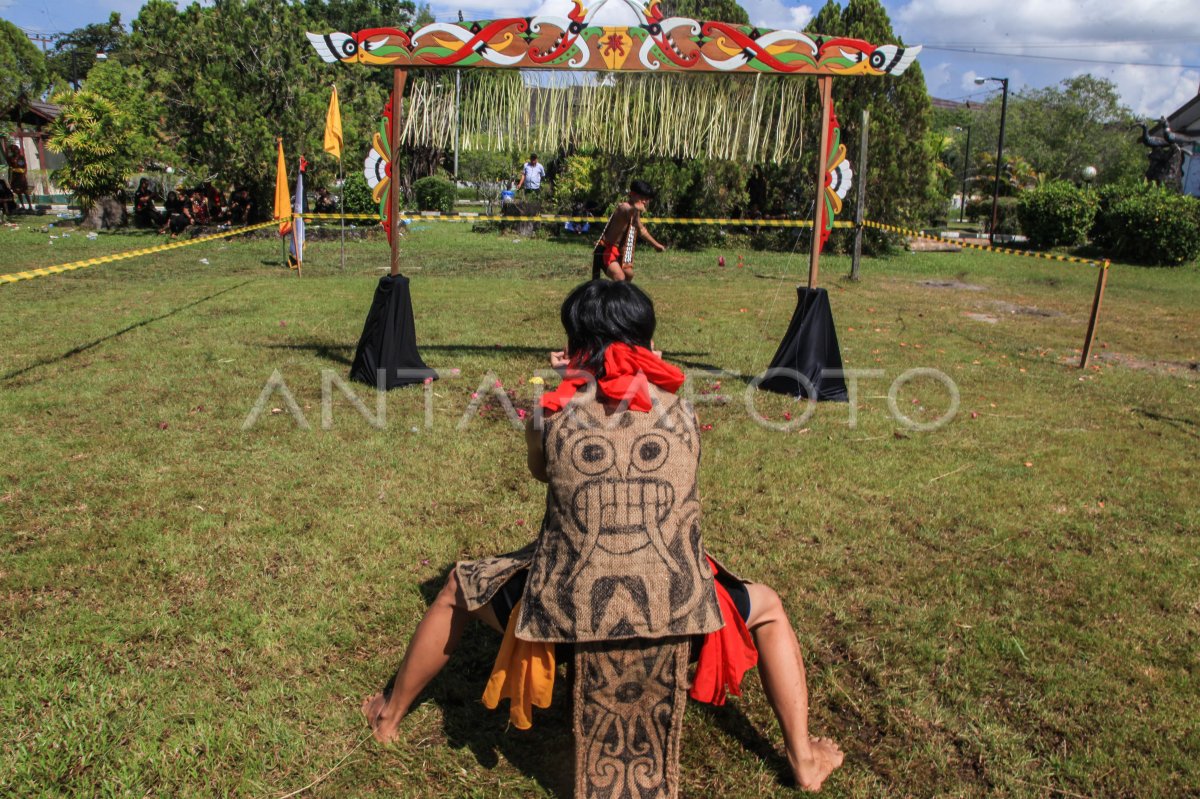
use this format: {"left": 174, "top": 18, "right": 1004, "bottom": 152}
{"left": 455, "top": 384, "right": 726, "bottom": 799}
{"left": 522, "top": 383, "right": 722, "bottom": 643}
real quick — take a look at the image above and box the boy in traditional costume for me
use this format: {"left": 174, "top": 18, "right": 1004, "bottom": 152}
{"left": 361, "top": 281, "right": 842, "bottom": 795}
{"left": 592, "top": 180, "right": 667, "bottom": 282}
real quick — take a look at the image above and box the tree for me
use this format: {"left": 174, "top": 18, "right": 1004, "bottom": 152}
{"left": 807, "top": 0, "right": 937, "bottom": 240}
{"left": 0, "top": 20, "right": 49, "bottom": 118}
{"left": 46, "top": 13, "right": 129, "bottom": 90}
{"left": 47, "top": 87, "right": 138, "bottom": 226}
{"left": 127, "top": 0, "right": 417, "bottom": 216}
{"left": 1007, "top": 76, "right": 1143, "bottom": 185}
{"left": 661, "top": 0, "right": 750, "bottom": 23}
{"left": 81, "top": 59, "right": 168, "bottom": 172}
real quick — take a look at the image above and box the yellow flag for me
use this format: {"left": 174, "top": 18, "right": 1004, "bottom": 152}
{"left": 324, "top": 86, "right": 343, "bottom": 159}
{"left": 274, "top": 138, "right": 291, "bottom": 231}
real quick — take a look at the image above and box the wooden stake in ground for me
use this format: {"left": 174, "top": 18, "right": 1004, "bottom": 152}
{"left": 390, "top": 68, "right": 408, "bottom": 277}
{"left": 1079, "top": 262, "right": 1110, "bottom": 368}
{"left": 339, "top": 157, "right": 345, "bottom": 271}
{"left": 808, "top": 76, "right": 833, "bottom": 290}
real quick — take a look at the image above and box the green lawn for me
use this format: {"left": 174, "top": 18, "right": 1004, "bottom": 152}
{"left": 1, "top": 221, "right": 1197, "bottom": 798}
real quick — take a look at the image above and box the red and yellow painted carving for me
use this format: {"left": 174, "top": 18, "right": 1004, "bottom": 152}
{"left": 307, "top": 0, "right": 920, "bottom": 76}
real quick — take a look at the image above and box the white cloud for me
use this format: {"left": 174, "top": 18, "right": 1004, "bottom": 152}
{"left": 924, "top": 60, "right": 951, "bottom": 93}
{"left": 891, "top": 0, "right": 1200, "bottom": 115}
{"left": 741, "top": 0, "right": 813, "bottom": 30}
{"left": 1108, "top": 65, "right": 1200, "bottom": 118}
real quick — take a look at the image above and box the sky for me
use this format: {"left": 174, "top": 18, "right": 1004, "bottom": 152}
{"left": 4, "top": 0, "right": 1199, "bottom": 118}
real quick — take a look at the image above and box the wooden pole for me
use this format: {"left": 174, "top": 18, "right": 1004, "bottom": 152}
{"left": 390, "top": 68, "right": 408, "bottom": 277}
{"left": 339, "top": 157, "right": 345, "bottom": 270}
{"left": 850, "top": 107, "right": 869, "bottom": 281}
{"left": 808, "top": 76, "right": 833, "bottom": 290}
{"left": 1078, "top": 262, "right": 1109, "bottom": 368}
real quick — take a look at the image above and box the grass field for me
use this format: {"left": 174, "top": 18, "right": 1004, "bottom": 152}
{"left": 1, "top": 220, "right": 1197, "bottom": 798}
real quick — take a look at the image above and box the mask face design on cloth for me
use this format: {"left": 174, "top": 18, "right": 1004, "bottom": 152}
{"left": 519, "top": 390, "right": 719, "bottom": 642}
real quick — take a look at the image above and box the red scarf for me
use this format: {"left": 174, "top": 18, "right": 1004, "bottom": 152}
{"left": 690, "top": 556, "right": 759, "bottom": 705}
{"left": 540, "top": 342, "right": 684, "bottom": 413}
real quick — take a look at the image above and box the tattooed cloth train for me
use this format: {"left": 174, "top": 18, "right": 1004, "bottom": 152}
{"left": 307, "top": 0, "right": 920, "bottom": 76}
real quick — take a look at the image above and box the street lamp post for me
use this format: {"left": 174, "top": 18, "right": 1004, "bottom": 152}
{"left": 975, "top": 76, "right": 1009, "bottom": 247}
{"left": 956, "top": 125, "right": 972, "bottom": 223}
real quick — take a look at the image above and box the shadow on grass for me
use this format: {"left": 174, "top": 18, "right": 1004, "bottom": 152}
{"left": 2, "top": 279, "right": 256, "bottom": 385}
{"left": 370, "top": 566, "right": 575, "bottom": 797}
{"left": 260, "top": 339, "right": 739, "bottom": 380}
{"left": 694, "top": 702, "right": 796, "bottom": 788}
{"left": 264, "top": 340, "right": 355, "bottom": 367}
{"left": 1133, "top": 407, "right": 1200, "bottom": 440}
{"left": 376, "top": 567, "right": 798, "bottom": 796}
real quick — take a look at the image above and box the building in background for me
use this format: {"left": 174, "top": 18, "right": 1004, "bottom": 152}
{"left": 1162, "top": 88, "right": 1200, "bottom": 198}
{"left": 3, "top": 99, "right": 65, "bottom": 202}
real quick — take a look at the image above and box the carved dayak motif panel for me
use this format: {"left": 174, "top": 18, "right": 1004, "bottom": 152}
{"left": 307, "top": 0, "right": 920, "bottom": 75}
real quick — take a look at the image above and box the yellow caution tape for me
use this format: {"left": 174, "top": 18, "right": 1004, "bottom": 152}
{"left": 0, "top": 213, "right": 851, "bottom": 287}
{"left": 302, "top": 212, "right": 854, "bottom": 228}
{"left": 0, "top": 220, "right": 281, "bottom": 286}
{"left": 863, "top": 220, "right": 1110, "bottom": 270}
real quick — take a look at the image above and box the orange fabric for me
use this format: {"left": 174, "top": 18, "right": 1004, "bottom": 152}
{"left": 690, "top": 557, "right": 758, "bottom": 705}
{"left": 324, "top": 86, "right": 343, "bottom": 159}
{"left": 598, "top": 243, "right": 620, "bottom": 266}
{"left": 481, "top": 599, "right": 555, "bottom": 729}
{"left": 273, "top": 138, "right": 290, "bottom": 223}
{"left": 540, "top": 342, "right": 685, "bottom": 414}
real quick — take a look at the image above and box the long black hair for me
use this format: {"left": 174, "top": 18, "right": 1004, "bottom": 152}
{"left": 560, "top": 280, "right": 656, "bottom": 376}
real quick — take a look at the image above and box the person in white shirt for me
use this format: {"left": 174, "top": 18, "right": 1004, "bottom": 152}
{"left": 516, "top": 153, "right": 546, "bottom": 195}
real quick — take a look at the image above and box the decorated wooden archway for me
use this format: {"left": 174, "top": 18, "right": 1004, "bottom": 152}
{"left": 308, "top": 0, "right": 921, "bottom": 287}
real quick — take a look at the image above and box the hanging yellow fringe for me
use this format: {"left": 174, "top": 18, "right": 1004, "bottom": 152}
{"left": 401, "top": 71, "right": 808, "bottom": 163}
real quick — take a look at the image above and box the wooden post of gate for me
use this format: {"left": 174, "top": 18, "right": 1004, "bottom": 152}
{"left": 850, "top": 108, "right": 869, "bottom": 281}
{"left": 808, "top": 76, "right": 834, "bottom": 289}
{"left": 390, "top": 68, "right": 408, "bottom": 277}
{"left": 1079, "top": 261, "right": 1110, "bottom": 368}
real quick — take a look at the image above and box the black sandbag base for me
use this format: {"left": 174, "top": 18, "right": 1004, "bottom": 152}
{"left": 758, "top": 287, "right": 849, "bottom": 402}
{"left": 349, "top": 274, "right": 437, "bottom": 390}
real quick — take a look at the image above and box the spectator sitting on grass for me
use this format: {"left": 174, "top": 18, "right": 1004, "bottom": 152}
{"left": 159, "top": 190, "right": 192, "bottom": 236}
{"left": 133, "top": 178, "right": 164, "bottom": 228}
{"left": 229, "top": 186, "right": 253, "bottom": 225}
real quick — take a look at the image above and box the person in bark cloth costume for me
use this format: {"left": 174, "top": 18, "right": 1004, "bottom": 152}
{"left": 361, "top": 281, "right": 843, "bottom": 795}
{"left": 592, "top": 180, "right": 667, "bottom": 282}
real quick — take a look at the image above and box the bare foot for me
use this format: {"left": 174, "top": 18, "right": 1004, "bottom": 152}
{"left": 790, "top": 736, "right": 844, "bottom": 792}
{"left": 361, "top": 693, "right": 401, "bottom": 744}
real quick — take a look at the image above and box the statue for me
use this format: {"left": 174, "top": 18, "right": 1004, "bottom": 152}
{"left": 1136, "top": 116, "right": 1184, "bottom": 190}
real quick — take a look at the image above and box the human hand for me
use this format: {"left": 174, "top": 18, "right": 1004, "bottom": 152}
{"left": 549, "top": 350, "right": 569, "bottom": 369}
{"left": 655, "top": 242, "right": 667, "bottom": 253}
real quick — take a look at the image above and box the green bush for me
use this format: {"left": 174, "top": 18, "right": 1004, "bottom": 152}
{"left": 552, "top": 155, "right": 605, "bottom": 217}
{"left": 1092, "top": 181, "right": 1200, "bottom": 265}
{"left": 1016, "top": 180, "right": 1097, "bottom": 248}
{"left": 966, "top": 195, "right": 1021, "bottom": 235}
{"left": 342, "top": 171, "right": 377, "bottom": 216}
{"left": 412, "top": 175, "right": 456, "bottom": 213}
